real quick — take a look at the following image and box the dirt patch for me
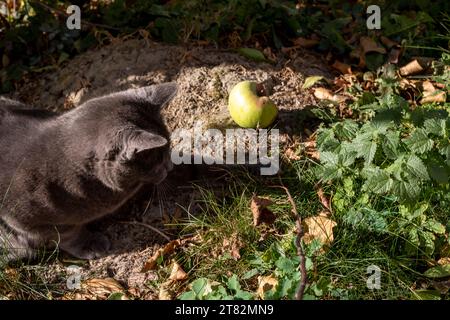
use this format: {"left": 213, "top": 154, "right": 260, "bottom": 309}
{"left": 7, "top": 39, "right": 331, "bottom": 299}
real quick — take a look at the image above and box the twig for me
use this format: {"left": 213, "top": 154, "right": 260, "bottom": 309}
{"left": 120, "top": 221, "right": 172, "bottom": 242}
{"left": 271, "top": 178, "right": 307, "bottom": 300}
{"left": 29, "top": 1, "right": 121, "bottom": 31}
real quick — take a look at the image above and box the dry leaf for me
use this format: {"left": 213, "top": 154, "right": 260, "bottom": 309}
{"left": 360, "top": 36, "right": 387, "bottom": 55}
{"left": 293, "top": 37, "right": 319, "bottom": 48}
{"left": 400, "top": 60, "right": 425, "bottom": 76}
{"left": 316, "top": 187, "right": 331, "bottom": 212}
{"left": 168, "top": 261, "right": 188, "bottom": 281}
{"left": 380, "top": 36, "right": 398, "bottom": 49}
{"left": 142, "top": 239, "right": 181, "bottom": 271}
{"left": 251, "top": 195, "right": 276, "bottom": 226}
{"left": 222, "top": 233, "right": 244, "bottom": 260}
{"left": 303, "top": 212, "right": 337, "bottom": 248}
{"left": 313, "top": 87, "right": 347, "bottom": 103}
{"left": 257, "top": 275, "right": 278, "bottom": 299}
{"left": 303, "top": 140, "right": 320, "bottom": 161}
{"left": 74, "top": 278, "right": 126, "bottom": 300}
{"left": 158, "top": 281, "right": 173, "bottom": 300}
{"left": 420, "top": 81, "right": 447, "bottom": 104}
{"left": 332, "top": 61, "right": 352, "bottom": 74}
{"left": 438, "top": 257, "right": 450, "bottom": 266}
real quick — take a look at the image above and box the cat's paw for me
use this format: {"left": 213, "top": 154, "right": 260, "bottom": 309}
{"left": 60, "top": 230, "right": 111, "bottom": 260}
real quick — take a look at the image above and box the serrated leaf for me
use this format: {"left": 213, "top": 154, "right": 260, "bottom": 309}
{"left": 382, "top": 131, "right": 400, "bottom": 159}
{"left": 363, "top": 168, "right": 393, "bottom": 194}
{"left": 404, "top": 128, "right": 434, "bottom": 154}
{"left": 317, "top": 129, "right": 340, "bottom": 152}
{"left": 302, "top": 76, "right": 324, "bottom": 89}
{"left": 319, "top": 165, "right": 341, "bottom": 181}
{"left": 333, "top": 120, "right": 359, "bottom": 140}
{"left": 320, "top": 151, "right": 339, "bottom": 165}
{"left": 352, "top": 131, "right": 377, "bottom": 165}
{"left": 392, "top": 180, "right": 420, "bottom": 202}
{"left": 424, "top": 265, "right": 450, "bottom": 278}
{"left": 405, "top": 155, "right": 429, "bottom": 181}
{"left": 427, "top": 163, "right": 449, "bottom": 184}
{"left": 424, "top": 118, "right": 446, "bottom": 136}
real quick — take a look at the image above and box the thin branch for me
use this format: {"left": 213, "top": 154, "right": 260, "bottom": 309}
{"left": 29, "top": 1, "right": 121, "bottom": 31}
{"left": 271, "top": 179, "right": 307, "bottom": 300}
{"left": 120, "top": 221, "right": 172, "bottom": 242}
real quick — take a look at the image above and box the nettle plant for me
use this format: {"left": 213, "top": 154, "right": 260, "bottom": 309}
{"left": 316, "top": 93, "right": 449, "bottom": 256}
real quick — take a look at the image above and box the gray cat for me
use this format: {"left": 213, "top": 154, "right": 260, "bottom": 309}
{"left": 0, "top": 82, "right": 177, "bottom": 263}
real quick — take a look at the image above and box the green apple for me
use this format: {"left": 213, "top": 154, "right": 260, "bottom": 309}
{"left": 228, "top": 81, "right": 278, "bottom": 128}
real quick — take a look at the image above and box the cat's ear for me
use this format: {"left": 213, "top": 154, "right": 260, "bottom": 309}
{"left": 123, "top": 130, "right": 168, "bottom": 160}
{"left": 140, "top": 82, "right": 177, "bottom": 108}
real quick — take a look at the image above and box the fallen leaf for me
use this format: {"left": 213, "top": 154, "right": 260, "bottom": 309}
{"left": 303, "top": 212, "right": 337, "bottom": 248}
{"left": 400, "top": 59, "right": 425, "bottom": 76}
{"left": 251, "top": 195, "right": 276, "bottom": 226}
{"left": 292, "top": 37, "right": 319, "bottom": 48}
{"left": 313, "top": 87, "right": 347, "bottom": 103}
{"left": 222, "top": 233, "right": 244, "bottom": 260}
{"left": 237, "top": 48, "right": 267, "bottom": 62}
{"left": 332, "top": 61, "right": 352, "bottom": 74}
{"left": 303, "top": 140, "right": 320, "bottom": 161}
{"left": 142, "top": 239, "right": 181, "bottom": 271}
{"left": 158, "top": 281, "right": 173, "bottom": 300}
{"left": 302, "top": 76, "right": 324, "bottom": 89}
{"left": 316, "top": 187, "right": 331, "bottom": 212}
{"left": 169, "top": 261, "right": 188, "bottom": 281}
{"left": 360, "top": 36, "right": 387, "bottom": 55}
{"left": 420, "top": 81, "right": 447, "bottom": 104}
{"left": 73, "top": 278, "right": 127, "bottom": 300}
{"left": 438, "top": 257, "right": 450, "bottom": 266}
{"left": 380, "top": 36, "right": 398, "bottom": 49}
{"left": 257, "top": 275, "right": 278, "bottom": 299}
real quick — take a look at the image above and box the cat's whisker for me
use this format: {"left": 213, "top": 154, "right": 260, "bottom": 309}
{"left": 141, "top": 186, "right": 157, "bottom": 219}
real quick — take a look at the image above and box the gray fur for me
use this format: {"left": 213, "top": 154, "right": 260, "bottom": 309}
{"left": 0, "top": 83, "right": 177, "bottom": 263}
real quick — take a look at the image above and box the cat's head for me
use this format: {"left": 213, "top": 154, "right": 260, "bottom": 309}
{"left": 71, "top": 82, "right": 177, "bottom": 191}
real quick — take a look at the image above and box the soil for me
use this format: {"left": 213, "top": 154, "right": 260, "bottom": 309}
{"left": 7, "top": 38, "right": 332, "bottom": 299}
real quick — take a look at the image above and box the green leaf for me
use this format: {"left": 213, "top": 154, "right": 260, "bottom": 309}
{"left": 424, "top": 265, "right": 450, "bottom": 278}
{"left": 302, "top": 76, "right": 324, "bottom": 89}
{"left": 242, "top": 269, "right": 259, "bottom": 280}
{"left": 275, "top": 257, "right": 296, "bottom": 274}
{"left": 427, "top": 163, "right": 449, "bottom": 184}
{"left": 333, "top": 120, "right": 359, "bottom": 140}
{"left": 236, "top": 48, "right": 267, "bottom": 62}
{"left": 382, "top": 131, "right": 400, "bottom": 159}
{"left": 320, "top": 151, "right": 338, "bottom": 165}
{"left": 424, "top": 118, "right": 446, "bottom": 136}
{"left": 107, "top": 292, "right": 126, "bottom": 300}
{"left": 319, "top": 165, "right": 341, "bottom": 181}
{"left": 392, "top": 180, "right": 420, "bottom": 203}
{"left": 411, "top": 290, "right": 441, "bottom": 300}
{"left": 317, "top": 129, "right": 340, "bottom": 152}
{"left": 405, "top": 155, "right": 429, "bottom": 181}
{"left": 363, "top": 168, "right": 393, "bottom": 194}
{"left": 424, "top": 220, "right": 446, "bottom": 234}
{"left": 178, "top": 291, "right": 197, "bottom": 300}
{"left": 227, "top": 275, "right": 241, "bottom": 292}
{"left": 404, "top": 129, "right": 434, "bottom": 154}
{"left": 191, "top": 278, "right": 208, "bottom": 297}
